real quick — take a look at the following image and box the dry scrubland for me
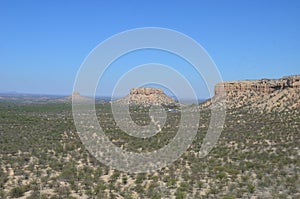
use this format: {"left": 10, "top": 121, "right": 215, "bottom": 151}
{"left": 0, "top": 76, "right": 300, "bottom": 199}
{"left": 0, "top": 100, "right": 299, "bottom": 199}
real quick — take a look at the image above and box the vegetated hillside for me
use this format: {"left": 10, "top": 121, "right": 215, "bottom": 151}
{"left": 0, "top": 100, "right": 299, "bottom": 198}
{"left": 202, "top": 75, "right": 300, "bottom": 112}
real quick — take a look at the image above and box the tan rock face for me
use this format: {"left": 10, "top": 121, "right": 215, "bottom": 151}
{"left": 210, "top": 75, "right": 300, "bottom": 112}
{"left": 215, "top": 75, "right": 300, "bottom": 96}
{"left": 130, "top": 88, "right": 164, "bottom": 95}
{"left": 115, "top": 88, "right": 176, "bottom": 106}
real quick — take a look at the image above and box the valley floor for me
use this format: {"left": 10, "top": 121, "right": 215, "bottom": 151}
{"left": 0, "top": 102, "right": 299, "bottom": 198}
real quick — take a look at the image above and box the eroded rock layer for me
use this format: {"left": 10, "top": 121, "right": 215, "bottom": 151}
{"left": 203, "top": 75, "right": 300, "bottom": 112}
{"left": 115, "top": 88, "right": 177, "bottom": 106}
{"left": 215, "top": 75, "right": 300, "bottom": 96}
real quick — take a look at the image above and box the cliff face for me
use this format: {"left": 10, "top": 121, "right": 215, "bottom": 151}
{"left": 115, "top": 88, "right": 177, "bottom": 106}
{"left": 215, "top": 75, "right": 300, "bottom": 96}
{"left": 130, "top": 88, "right": 164, "bottom": 95}
{"left": 206, "top": 75, "right": 300, "bottom": 112}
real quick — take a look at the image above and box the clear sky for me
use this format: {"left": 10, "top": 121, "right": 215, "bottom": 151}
{"left": 1, "top": 0, "right": 299, "bottom": 98}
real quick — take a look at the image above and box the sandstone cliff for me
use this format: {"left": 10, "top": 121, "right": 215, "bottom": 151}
{"left": 215, "top": 75, "right": 300, "bottom": 96}
{"left": 204, "top": 75, "right": 300, "bottom": 112}
{"left": 114, "top": 88, "right": 177, "bottom": 106}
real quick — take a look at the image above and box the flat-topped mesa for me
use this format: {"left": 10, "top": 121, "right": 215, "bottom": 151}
{"left": 215, "top": 75, "right": 300, "bottom": 96}
{"left": 115, "top": 87, "right": 177, "bottom": 106}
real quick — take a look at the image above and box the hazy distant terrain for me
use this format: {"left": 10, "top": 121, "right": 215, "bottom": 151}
{"left": 0, "top": 94, "right": 111, "bottom": 105}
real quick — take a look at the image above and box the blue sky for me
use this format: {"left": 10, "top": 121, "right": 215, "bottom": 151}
{"left": 1, "top": 0, "right": 299, "bottom": 98}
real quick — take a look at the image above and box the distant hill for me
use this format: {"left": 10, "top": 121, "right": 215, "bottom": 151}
{"left": 56, "top": 92, "right": 91, "bottom": 103}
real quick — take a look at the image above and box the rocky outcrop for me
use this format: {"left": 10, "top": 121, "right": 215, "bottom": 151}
{"left": 130, "top": 88, "right": 164, "bottom": 95}
{"left": 215, "top": 75, "right": 300, "bottom": 96}
{"left": 114, "top": 88, "right": 177, "bottom": 106}
{"left": 204, "top": 75, "right": 300, "bottom": 112}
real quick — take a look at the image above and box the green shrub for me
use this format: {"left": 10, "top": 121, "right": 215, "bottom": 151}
{"left": 0, "top": 189, "right": 6, "bottom": 198}
{"left": 175, "top": 190, "right": 186, "bottom": 199}
{"left": 216, "top": 171, "right": 227, "bottom": 180}
{"left": 222, "top": 193, "right": 235, "bottom": 199}
{"left": 10, "top": 186, "right": 26, "bottom": 198}
{"left": 247, "top": 184, "right": 255, "bottom": 193}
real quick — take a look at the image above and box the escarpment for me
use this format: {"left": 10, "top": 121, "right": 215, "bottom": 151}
{"left": 215, "top": 75, "right": 300, "bottom": 96}
{"left": 204, "top": 75, "right": 300, "bottom": 112}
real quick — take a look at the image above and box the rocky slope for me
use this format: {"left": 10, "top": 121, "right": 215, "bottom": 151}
{"left": 204, "top": 75, "right": 300, "bottom": 112}
{"left": 114, "top": 88, "right": 177, "bottom": 106}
